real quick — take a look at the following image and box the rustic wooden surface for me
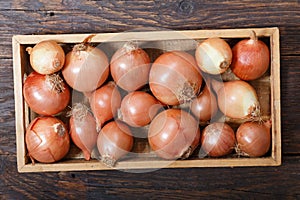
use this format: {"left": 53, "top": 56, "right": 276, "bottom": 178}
{"left": 0, "top": 0, "right": 299, "bottom": 199}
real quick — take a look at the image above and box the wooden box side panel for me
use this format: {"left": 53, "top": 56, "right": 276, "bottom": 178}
{"left": 270, "top": 28, "right": 281, "bottom": 165}
{"left": 12, "top": 36, "right": 27, "bottom": 172}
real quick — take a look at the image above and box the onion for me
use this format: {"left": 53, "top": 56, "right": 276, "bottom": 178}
{"left": 97, "top": 121, "right": 133, "bottom": 167}
{"left": 231, "top": 31, "right": 270, "bottom": 80}
{"left": 190, "top": 79, "right": 218, "bottom": 122}
{"left": 119, "top": 91, "right": 162, "bottom": 127}
{"left": 110, "top": 42, "right": 151, "bottom": 91}
{"left": 62, "top": 38, "right": 109, "bottom": 92}
{"left": 211, "top": 79, "right": 260, "bottom": 119}
{"left": 90, "top": 81, "right": 122, "bottom": 128}
{"left": 201, "top": 122, "right": 236, "bottom": 157}
{"left": 23, "top": 72, "right": 70, "bottom": 116}
{"left": 26, "top": 40, "right": 65, "bottom": 75}
{"left": 148, "top": 109, "right": 200, "bottom": 160}
{"left": 149, "top": 51, "right": 202, "bottom": 105}
{"left": 195, "top": 37, "right": 232, "bottom": 74}
{"left": 25, "top": 116, "right": 70, "bottom": 163}
{"left": 69, "top": 103, "right": 98, "bottom": 160}
{"left": 236, "top": 120, "right": 271, "bottom": 157}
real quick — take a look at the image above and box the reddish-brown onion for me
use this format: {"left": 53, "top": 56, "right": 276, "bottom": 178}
{"left": 190, "top": 81, "right": 218, "bottom": 122}
{"left": 119, "top": 91, "right": 162, "bottom": 127}
{"left": 195, "top": 37, "right": 232, "bottom": 74}
{"left": 201, "top": 122, "right": 236, "bottom": 157}
{"left": 231, "top": 31, "right": 270, "bottom": 80}
{"left": 90, "top": 82, "right": 122, "bottom": 128}
{"left": 69, "top": 103, "right": 98, "bottom": 160}
{"left": 149, "top": 51, "right": 202, "bottom": 105}
{"left": 212, "top": 79, "right": 260, "bottom": 119}
{"left": 62, "top": 42, "right": 109, "bottom": 92}
{"left": 23, "top": 72, "right": 70, "bottom": 116}
{"left": 236, "top": 120, "right": 271, "bottom": 157}
{"left": 97, "top": 121, "right": 133, "bottom": 167}
{"left": 110, "top": 42, "right": 151, "bottom": 91}
{"left": 148, "top": 109, "right": 200, "bottom": 160}
{"left": 26, "top": 40, "right": 65, "bottom": 75}
{"left": 26, "top": 116, "right": 70, "bottom": 163}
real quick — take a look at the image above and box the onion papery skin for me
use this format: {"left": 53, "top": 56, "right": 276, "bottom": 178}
{"left": 23, "top": 72, "right": 70, "bottom": 116}
{"left": 195, "top": 37, "right": 232, "bottom": 75}
{"left": 26, "top": 40, "right": 65, "bottom": 75}
{"left": 190, "top": 84, "right": 218, "bottom": 122}
{"left": 90, "top": 81, "right": 122, "bottom": 128}
{"left": 149, "top": 51, "right": 202, "bottom": 106}
{"left": 231, "top": 32, "right": 270, "bottom": 81}
{"left": 212, "top": 79, "right": 260, "bottom": 119}
{"left": 25, "top": 116, "right": 70, "bottom": 163}
{"left": 148, "top": 109, "right": 200, "bottom": 160}
{"left": 110, "top": 43, "right": 151, "bottom": 91}
{"left": 62, "top": 44, "right": 109, "bottom": 92}
{"left": 236, "top": 120, "right": 271, "bottom": 157}
{"left": 201, "top": 122, "right": 236, "bottom": 157}
{"left": 97, "top": 121, "right": 133, "bottom": 167}
{"left": 119, "top": 91, "right": 162, "bottom": 127}
{"left": 69, "top": 103, "right": 98, "bottom": 161}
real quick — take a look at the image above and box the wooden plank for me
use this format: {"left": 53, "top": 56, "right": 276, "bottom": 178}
{"left": 13, "top": 27, "right": 278, "bottom": 44}
{"left": 0, "top": 154, "right": 299, "bottom": 199}
{"left": 12, "top": 37, "right": 27, "bottom": 170}
{"left": 0, "top": 1, "right": 299, "bottom": 58}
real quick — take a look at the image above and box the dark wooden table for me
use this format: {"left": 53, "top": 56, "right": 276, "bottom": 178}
{"left": 1, "top": 0, "right": 299, "bottom": 199}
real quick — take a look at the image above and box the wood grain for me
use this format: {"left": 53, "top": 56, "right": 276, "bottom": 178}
{"left": 0, "top": 0, "right": 299, "bottom": 58}
{"left": 0, "top": 154, "right": 299, "bottom": 199}
{"left": 0, "top": 0, "right": 300, "bottom": 198}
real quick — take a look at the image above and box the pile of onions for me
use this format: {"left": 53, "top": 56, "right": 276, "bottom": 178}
{"left": 195, "top": 37, "right": 232, "bottom": 74}
{"left": 236, "top": 120, "right": 271, "bottom": 157}
{"left": 26, "top": 40, "right": 65, "bottom": 75}
{"left": 69, "top": 103, "right": 98, "bottom": 161}
{"left": 97, "top": 121, "right": 133, "bottom": 167}
{"left": 89, "top": 81, "right": 122, "bottom": 128}
{"left": 201, "top": 122, "right": 236, "bottom": 157}
{"left": 190, "top": 79, "right": 218, "bottom": 122}
{"left": 25, "top": 116, "right": 70, "bottom": 163}
{"left": 62, "top": 38, "right": 109, "bottom": 92}
{"left": 149, "top": 51, "right": 202, "bottom": 105}
{"left": 211, "top": 79, "right": 260, "bottom": 119}
{"left": 110, "top": 42, "right": 151, "bottom": 91}
{"left": 23, "top": 72, "right": 70, "bottom": 116}
{"left": 148, "top": 109, "right": 200, "bottom": 160}
{"left": 231, "top": 31, "right": 270, "bottom": 80}
{"left": 118, "top": 91, "right": 162, "bottom": 127}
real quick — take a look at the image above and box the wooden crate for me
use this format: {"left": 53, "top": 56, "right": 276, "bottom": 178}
{"left": 13, "top": 27, "right": 281, "bottom": 173}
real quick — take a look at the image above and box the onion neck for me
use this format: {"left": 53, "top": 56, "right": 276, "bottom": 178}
{"left": 123, "top": 41, "right": 138, "bottom": 53}
{"left": 250, "top": 30, "right": 258, "bottom": 41}
{"left": 250, "top": 104, "right": 261, "bottom": 119}
{"left": 26, "top": 47, "right": 33, "bottom": 55}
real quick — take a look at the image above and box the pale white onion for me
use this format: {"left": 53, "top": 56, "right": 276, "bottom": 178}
{"left": 195, "top": 38, "right": 232, "bottom": 74}
{"left": 211, "top": 79, "right": 260, "bottom": 119}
